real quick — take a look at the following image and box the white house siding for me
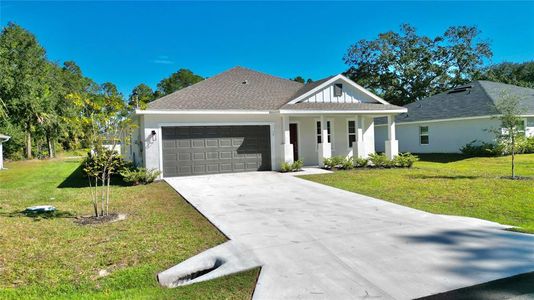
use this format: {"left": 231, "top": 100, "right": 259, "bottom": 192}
{"left": 300, "top": 78, "right": 376, "bottom": 104}
{"left": 140, "top": 114, "right": 284, "bottom": 176}
{"left": 375, "top": 118, "right": 500, "bottom": 153}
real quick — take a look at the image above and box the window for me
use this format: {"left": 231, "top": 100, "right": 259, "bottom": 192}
{"left": 527, "top": 117, "right": 534, "bottom": 127}
{"left": 316, "top": 120, "right": 332, "bottom": 144}
{"left": 420, "top": 126, "right": 429, "bottom": 145}
{"left": 347, "top": 120, "right": 356, "bottom": 148}
{"left": 334, "top": 83, "right": 343, "bottom": 97}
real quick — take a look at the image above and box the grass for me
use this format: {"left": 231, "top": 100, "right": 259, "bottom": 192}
{"left": 302, "top": 154, "right": 534, "bottom": 234}
{"left": 0, "top": 155, "right": 258, "bottom": 299}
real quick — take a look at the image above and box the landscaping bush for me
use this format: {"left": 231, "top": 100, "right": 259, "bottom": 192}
{"left": 292, "top": 159, "right": 304, "bottom": 171}
{"left": 323, "top": 156, "right": 349, "bottom": 169}
{"left": 340, "top": 157, "right": 354, "bottom": 170}
{"left": 120, "top": 167, "right": 161, "bottom": 185}
{"left": 280, "top": 162, "right": 292, "bottom": 172}
{"left": 280, "top": 160, "right": 304, "bottom": 172}
{"left": 460, "top": 140, "right": 505, "bottom": 156}
{"left": 516, "top": 136, "right": 534, "bottom": 154}
{"left": 393, "top": 152, "right": 419, "bottom": 168}
{"left": 368, "top": 153, "right": 390, "bottom": 167}
{"left": 353, "top": 157, "right": 368, "bottom": 168}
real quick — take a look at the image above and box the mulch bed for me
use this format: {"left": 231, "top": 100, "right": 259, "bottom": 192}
{"left": 74, "top": 213, "right": 126, "bottom": 225}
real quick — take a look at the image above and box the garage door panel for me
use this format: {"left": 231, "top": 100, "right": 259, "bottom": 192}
{"left": 162, "top": 125, "right": 271, "bottom": 177}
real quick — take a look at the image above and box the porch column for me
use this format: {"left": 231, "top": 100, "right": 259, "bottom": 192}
{"left": 318, "top": 115, "right": 331, "bottom": 167}
{"left": 361, "top": 116, "right": 375, "bottom": 158}
{"left": 281, "top": 115, "right": 294, "bottom": 163}
{"left": 353, "top": 116, "right": 366, "bottom": 158}
{"left": 385, "top": 115, "right": 399, "bottom": 159}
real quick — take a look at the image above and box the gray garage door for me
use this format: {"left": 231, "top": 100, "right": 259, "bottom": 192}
{"left": 161, "top": 125, "right": 271, "bottom": 177}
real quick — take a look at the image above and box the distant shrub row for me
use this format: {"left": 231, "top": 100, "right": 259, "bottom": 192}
{"left": 460, "top": 137, "right": 534, "bottom": 157}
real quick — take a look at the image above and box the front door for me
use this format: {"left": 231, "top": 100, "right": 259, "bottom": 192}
{"left": 289, "top": 123, "right": 299, "bottom": 161}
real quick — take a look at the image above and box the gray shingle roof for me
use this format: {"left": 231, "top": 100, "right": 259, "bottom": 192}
{"left": 280, "top": 102, "right": 405, "bottom": 112}
{"left": 376, "top": 80, "right": 534, "bottom": 124}
{"left": 148, "top": 66, "right": 304, "bottom": 110}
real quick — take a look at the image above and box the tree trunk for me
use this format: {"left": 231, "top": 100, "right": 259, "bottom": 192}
{"left": 26, "top": 131, "right": 32, "bottom": 159}
{"left": 47, "top": 135, "right": 54, "bottom": 159}
{"left": 89, "top": 176, "right": 98, "bottom": 217}
{"left": 101, "top": 170, "right": 106, "bottom": 217}
{"left": 512, "top": 135, "right": 516, "bottom": 179}
{"left": 106, "top": 172, "right": 111, "bottom": 216}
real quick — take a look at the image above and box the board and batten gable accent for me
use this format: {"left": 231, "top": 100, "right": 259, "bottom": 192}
{"left": 299, "top": 78, "right": 378, "bottom": 104}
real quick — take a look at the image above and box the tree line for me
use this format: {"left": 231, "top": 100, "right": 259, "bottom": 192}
{"left": 1, "top": 22, "right": 533, "bottom": 160}
{"left": 0, "top": 22, "right": 204, "bottom": 160}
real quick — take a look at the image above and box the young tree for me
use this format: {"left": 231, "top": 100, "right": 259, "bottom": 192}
{"left": 155, "top": 69, "right": 203, "bottom": 97}
{"left": 492, "top": 91, "right": 526, "bottom": 179}
{"left": 74, "top": 88, "right": 134, "bottom": 217}
{"left": 343, "top": 24, "right": 492, "bottom": 105}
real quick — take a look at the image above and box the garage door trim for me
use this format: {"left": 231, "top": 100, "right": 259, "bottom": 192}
{"left": 157, "top": 122, "right": 275, "bottom": 178}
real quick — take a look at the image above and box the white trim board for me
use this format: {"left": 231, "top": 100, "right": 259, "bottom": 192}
{"left": 156, "top": 122, "right": 276, "bottom": 179}
{"left": 280, "top": 109, "right": 407, "bottom": 115}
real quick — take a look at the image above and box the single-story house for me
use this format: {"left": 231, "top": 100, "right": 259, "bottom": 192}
{"left": 0, "top": 134, "right": 10, "bottom": 170}
{"left": 375, "top": 80, "right": 534, "bottom": 153}
{"left": 125, "top": 66, "right": 406, "bottom": 178}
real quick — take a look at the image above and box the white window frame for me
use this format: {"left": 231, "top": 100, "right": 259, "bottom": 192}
{"left": 346, "top": 119, "right": 357, "bottom": 149}
{"left": 315, "top": 119, "right": 334, "bottom": 151}
{"left": 419, "top": 126, "right": 429, "bottom": 145}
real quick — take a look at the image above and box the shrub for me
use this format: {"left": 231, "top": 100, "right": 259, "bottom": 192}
{"left": 280, "top": 160, "right": 304, "bottom": 172}
{"left": 292, "top": 160, "right": 304, "bottom": 171}
{"left": 393, "top": 152, "right": 419, "bottom": 168}
{"left": 460, "top": 140, "right": 504, "bottom": 156}
{"left": 516, "top": 136, "right": 534, "bottom": 154}
{"left": 353, "top": 157, "right": 368, "bottom": 168}
{"left": 368, "top": 153, "right": 389, "bottom": 167}
{"left": 322, "top": 157, "right": 334, "bottom": 169}
{"left": 340, "top": 157, "right": 354, "bottom": 170}
{"left": 120, "top": 167, "right": 161, "bottom": 185}
{"left": 280, "top": 161, "right": 293, "bottom": 172}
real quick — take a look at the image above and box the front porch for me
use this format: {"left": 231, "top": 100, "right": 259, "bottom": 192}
{"left": 279, "top": 113, "right": 399, "bottom": 167}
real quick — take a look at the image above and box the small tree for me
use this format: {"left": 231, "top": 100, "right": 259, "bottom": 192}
{"left": 71, "top": 87, "right": 135, "bottom": 217}
{"left": 492, "top": 90, "right": 525, "bottom": 179}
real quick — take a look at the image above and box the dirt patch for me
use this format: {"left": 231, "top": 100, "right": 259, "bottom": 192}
{"left": 74, "top": 213, "right": 127, "bottom": 225}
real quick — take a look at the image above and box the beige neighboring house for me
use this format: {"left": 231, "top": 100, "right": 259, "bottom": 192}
{"left": 0, "top": 134, "right": 10, "bottom": 170}
{"left": 123, "top": 66, "right": 407, "bottom": 178}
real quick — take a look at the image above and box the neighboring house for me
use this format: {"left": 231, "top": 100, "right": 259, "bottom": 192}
{"left": 0, "top": 134, "right": 10, "bottom": 170}
{"left": 125, "top": 66, "right": 406, "bottom": 178}
{"left": 375, "top": 81, "right": 534, "bottom": 153}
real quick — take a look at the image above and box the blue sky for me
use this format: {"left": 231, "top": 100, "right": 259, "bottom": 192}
{"left": 1, "top": 1, "right": 533, "bottom": 97}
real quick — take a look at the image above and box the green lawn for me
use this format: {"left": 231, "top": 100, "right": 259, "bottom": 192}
{"left": 0, "top": 156, "right": 258, "bottom": 299}
{"left": 302, "top": 154, "right": 534, "bottom": 233}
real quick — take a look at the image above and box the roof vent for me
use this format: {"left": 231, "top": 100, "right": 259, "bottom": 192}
{"left": 242, "top": 80, "right": 248, "bottom": 85}
{"left": 447, "top": 85, "right": 472, "bottom": 94}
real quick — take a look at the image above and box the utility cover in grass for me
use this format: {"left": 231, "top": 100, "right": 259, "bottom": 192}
{"left": 25, "top": 205, "right": 56, "bottom": 213}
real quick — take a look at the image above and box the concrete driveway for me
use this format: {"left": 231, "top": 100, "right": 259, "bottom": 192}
{"left": 162, "top": 171, "right": 534, "bottom": 299}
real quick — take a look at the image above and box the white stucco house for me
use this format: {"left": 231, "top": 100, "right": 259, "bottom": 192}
{"left": 0, "top": 134, "right": 10, "bottom": 170}
{"left": 375, "top": 81, "right": 534, "bottom": 153}
{"left": 124, "top": 66, "right": 406, "bottom": 178}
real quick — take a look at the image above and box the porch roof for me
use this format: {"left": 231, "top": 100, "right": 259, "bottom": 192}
{"left": 279, "top": 102, "right": 407, "bottom": 114}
